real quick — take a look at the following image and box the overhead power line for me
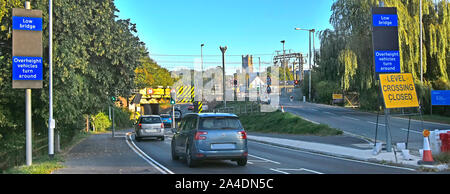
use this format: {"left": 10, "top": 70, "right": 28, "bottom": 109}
{"left": 149, "top": 53, "right": 275, "bottom": 57}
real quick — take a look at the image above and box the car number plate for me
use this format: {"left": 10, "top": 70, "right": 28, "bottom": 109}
{"left": 211, "top": 143, "right": 236, "bottom": 150}
{"left": 145, "top": 129, "right": 157, "bottom": 133}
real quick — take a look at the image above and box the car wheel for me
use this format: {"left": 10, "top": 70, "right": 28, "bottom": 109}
{"left": 171, "top": 141, "right": 179, "bottom": 161}
{"left": 237, "top": 157, "right": 247, "bottom": 166}
{"left": 160, "top": 136, "right": 165, "bottom": 141}
{"left": 135, "top": 135, "right": 141, "bottom": 142}
{"left": 186, "top": 146, "right": 197, "bottom": 168}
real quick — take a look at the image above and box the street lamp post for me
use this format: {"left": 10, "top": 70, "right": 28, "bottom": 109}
{"left": 220, "top": 46, "right": 227, "bottom": 108}
{"left": 420, "top": 0, "right": 423, "bottom": 83}
{"left": 295, "top": 28, "right": 315, "bottom": 102}
{"left": 48, "top": 0, "right": 55, "bottom": 158}
{"left": 201, "top": 43, "right": 204, "bottom": 101}
{"left": 281, "top": 40, "right": 287, "bottom": 95}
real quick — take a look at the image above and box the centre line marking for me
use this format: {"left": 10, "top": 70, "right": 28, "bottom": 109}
{"left": 400, "top": 128, "right": 422, "bottom": 134}
{"left": 343, "top": 116, "right": 360, "bottom": 121}
{"left": 368, "top": 121, "right": 386, "bottom": 127}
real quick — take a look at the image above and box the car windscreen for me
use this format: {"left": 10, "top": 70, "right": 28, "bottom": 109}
{"left": 140, "top": 117, "right": 162, "bottom": 124}
{"left": 199, "top": 117, "right": 243, "bottom": 130}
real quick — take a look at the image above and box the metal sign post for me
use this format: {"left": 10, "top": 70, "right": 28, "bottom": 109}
{"left": 379, "top": 73, "right": 420, "bottom": 152}
{"left": 372, "top": 7, "right": 401, "bottom": 152}
{"left": 12, "top": 2, "right": 43, "bottom": 166}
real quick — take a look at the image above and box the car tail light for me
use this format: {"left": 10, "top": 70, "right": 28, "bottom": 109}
{"left": 238, "top": 131, "right": 247, "bottom": 139}
{"left": 138, "top": 123, "right": 142, "bottom": 128}
{"left": 161, "top": 123, "right": 164, "bottom": 129}
{"left": 195, "top": 131, "right": 208, "bottom": 140}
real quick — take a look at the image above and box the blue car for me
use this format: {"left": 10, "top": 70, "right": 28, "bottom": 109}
{"left": 160, "top": 114, "right": 172, "bottom": 128}
{"left": 171, "top": 113, "right": 248, "bottom": 167}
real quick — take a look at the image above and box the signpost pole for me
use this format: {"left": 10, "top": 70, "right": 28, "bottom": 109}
{"left": 24, "top": 1, "right": 32, "bottom": 167}
{"left": 172, "top": 105, "right": 175, "bottom": 129}
{"left": 384, "top": 108, "right": 392, "bottom": 152}
{"left": 25, "top": 88, "right": 32, "bottom": 166}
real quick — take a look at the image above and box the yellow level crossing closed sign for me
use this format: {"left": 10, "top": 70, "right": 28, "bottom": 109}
{"left": 379, "top": 73, "right": 419, "bottom": 109}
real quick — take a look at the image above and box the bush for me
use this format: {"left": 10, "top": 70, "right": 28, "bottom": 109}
{"left": 315, "top": 81, "right": 339, "bottom": 104}
{"left": 91, "top": 112, "right": 111, "bottom": 132}
{"left": 113, "top": 108, "right": 134, "bottom": 129}
{"left": 359, "top": 86, "right": 380, "bottom": 111}
{"left": 239, "top": 111, "right": 343, "bottom": 136}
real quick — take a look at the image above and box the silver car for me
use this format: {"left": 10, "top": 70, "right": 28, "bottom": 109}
{"left": 135, "top": 115, "right": 165, "bottom": 141}
{"left": 171, "top": 113, "right": 248, "bottom": 167}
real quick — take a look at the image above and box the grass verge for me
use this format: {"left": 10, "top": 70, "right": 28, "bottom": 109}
{"left": 239, "top": 110, "right": 343, "bottom": 136}
{"left": 434, "top": 152, "right": 450, "bottom": 165}
{"left": 399, "top": 114, "right": 450, "bottom": 125}
{"left": 3, "top": 130, "right": 91, "bottom": 174}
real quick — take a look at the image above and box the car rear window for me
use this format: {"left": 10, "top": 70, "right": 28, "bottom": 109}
{"left": 199, "top": 117, "right": 243, "bottom": 130}
{"left": 140, "top": 117, "right": 162, "bottom": 124}
{"left": 160, "top": 115, "right": 170, "bottom": 118}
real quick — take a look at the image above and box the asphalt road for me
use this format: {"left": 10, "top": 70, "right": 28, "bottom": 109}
{"left": 127, "top": 132, "right": 418, "bottom": 174}
{"left": 280, "top": 89, "right": 450, "bottom": 153}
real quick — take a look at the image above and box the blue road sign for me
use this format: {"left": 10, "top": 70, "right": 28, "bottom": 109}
{"left": 12, "top": 16, "right": 43, "bottom": 31}
{"left": 372, "top": 14, "right": 398, "bottom": 27}
{"left": 431, "top": 90, "right": 450, "bottom": 106}
{"left": 12, "top": 56, "right": 43, "bottom": 81}
{"left": 374, "top": 50, "right": 401, "bottom": 73}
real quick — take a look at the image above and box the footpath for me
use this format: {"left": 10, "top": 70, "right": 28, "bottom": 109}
{"left": 52, "top": 130, "right": 161, "bottom": 174}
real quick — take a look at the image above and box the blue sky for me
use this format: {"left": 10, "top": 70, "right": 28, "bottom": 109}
{"left": 115, "top": 0, "right": 334, "bottom": 71}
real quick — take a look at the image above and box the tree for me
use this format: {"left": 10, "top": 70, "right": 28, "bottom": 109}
{"left": 315, "top": 0, "right": 449, "bottom": 111}
{"left": 134, "top": 55, "right": 175, "bottom": 88}
{"left": 0, "top": 0, "right": 146, "bottom": 168}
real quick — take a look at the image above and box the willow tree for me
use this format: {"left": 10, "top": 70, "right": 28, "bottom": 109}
{"left": 316, "top": 0, "right": 449, "bottom": 109}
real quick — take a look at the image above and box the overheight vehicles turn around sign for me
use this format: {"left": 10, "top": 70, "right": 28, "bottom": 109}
{"left": 372, "top": 7, "right": 401, "bottom": 75}
{"left": 12, "top": 8, "right": 43, "bottom": 89}
{"left": 379, "top": 73, "right": 419, "bottom": 109}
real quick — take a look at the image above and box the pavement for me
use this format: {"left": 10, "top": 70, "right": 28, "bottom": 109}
{"left": 52, "top": 130, "right": 161, "bottom": 174}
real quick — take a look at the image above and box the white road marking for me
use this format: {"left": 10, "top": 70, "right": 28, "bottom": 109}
{"left": 248, "top": 154, "right": 281, "bottom": 165}
{"left": 125, "top": 133, "right": 174, "bottom": 174}
{"left": 277, "top": 168, "right": 324, "bottom": 174}
{"left": 400, "top": 128, "right": 422, "bottom": 134}
{"left": 343, "top": 116, "right": 360, "bottom": 121}
{"left": 250, "top": 141, "right": 416, "bottom": 172}
{"left": 269, "top": 168, "right": 290, "bottom": 174}
{"left": 368, "top": 121, "right": 386, "bottom": 127}
{"left": 324, "top": 111, "right": 335, "bottom": 115}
